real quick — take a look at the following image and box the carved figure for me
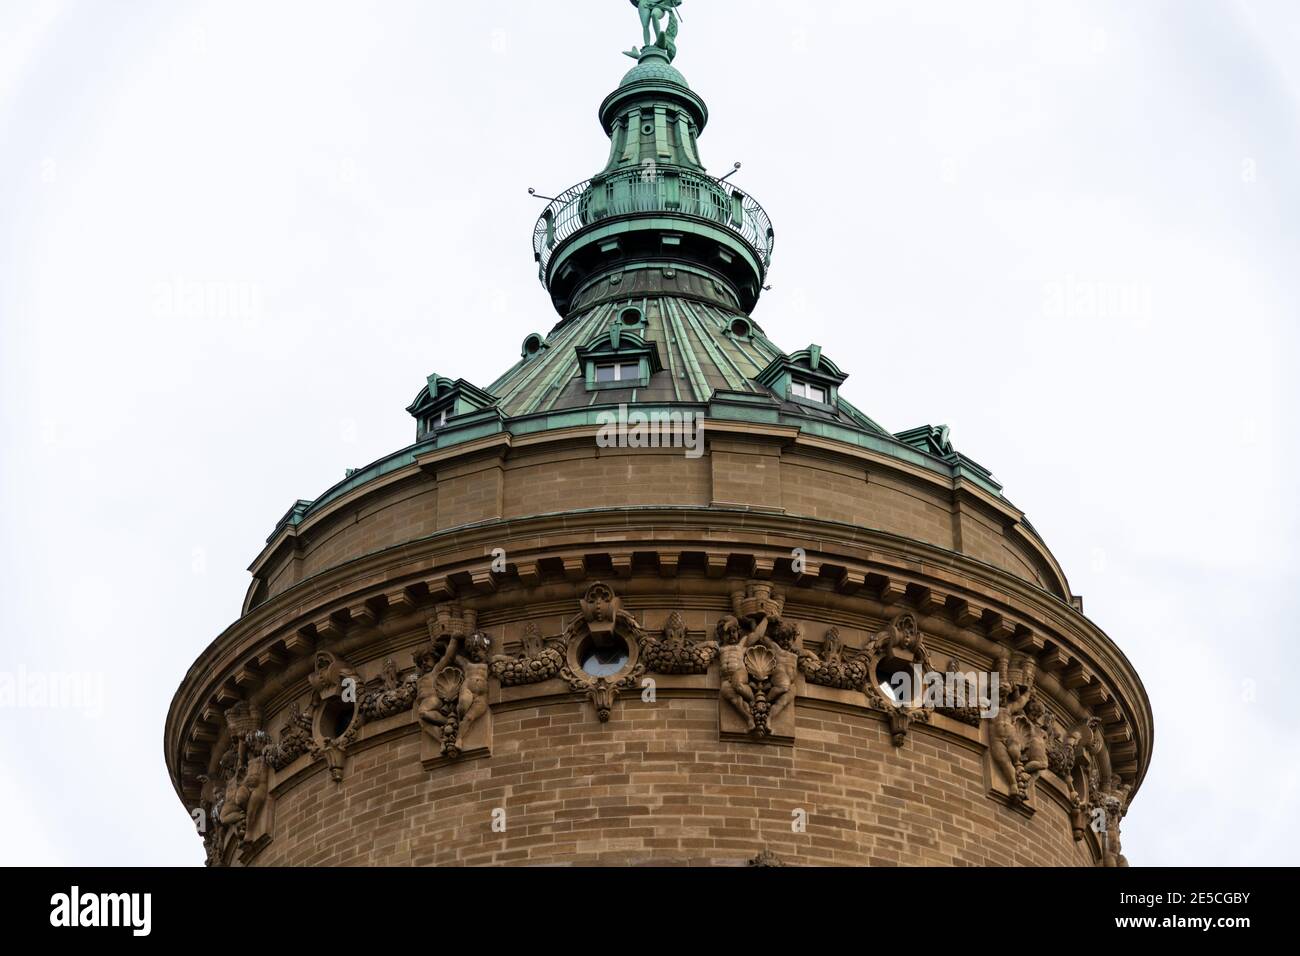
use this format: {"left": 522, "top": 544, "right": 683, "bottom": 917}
{"left": 308, "top": 651, "right": 358, "bottom": 705}
{"left": 989, "top": 655, "right": 1049, "bottom": 803}
{"left": 716, "top": 614, "right": 757, "bottom": 731}
{"left": 414, "top": 633, "right": 459, "bottom": 747}
{"left": 759, "top": 619, "right": 803, "bottom": 725}
{"left": 453, "top": 631, "right": 493, "bottom": 751}
{"left": 1096, "top": 775, "right": 1132, "bottom": 867}
{"left": 214, "top": 726, "right": 271, "bottom": 850}
{"left": 413, "top": 619, "right": 492, "bottom": 757}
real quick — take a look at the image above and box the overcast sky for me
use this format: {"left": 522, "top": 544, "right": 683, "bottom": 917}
{"left": 2, "top": 0, "right": 1297, "bottom": 866}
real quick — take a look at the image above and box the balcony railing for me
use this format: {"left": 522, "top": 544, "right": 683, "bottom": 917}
{"left": 533, "top": 166, "right": 774, "bottom": 279}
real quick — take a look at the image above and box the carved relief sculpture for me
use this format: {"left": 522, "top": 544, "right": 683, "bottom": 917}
{"left": 717, "top": 583, "right": 799, "bottom": 740}
{"left": 716, "top": 614, "right": 757, "bottom": 732}
{"left": 798, "top": 627, "right": 870, "bottom": 690}
{"left": 935, "top": 655, "right": 984, "bottom": 727}
{"left": 559, "top": 582, "right": 647, "bottom": 722}
{"left": 308, "top": 650, "right": 362, "bottom": 781}
{"left": 202, "top": 702, "right": 275, "bottom": 864}
{"left": 641, "top": 611, "right": 719, "bottom": 674}
{"left": 491, "top": 622, "right": 566, "bottom": 686}
{"left": 1095, "top": 775, "right": 1132, "bottom": 867}
{"left": 360, "top": 657, "right": 419, "bottom": 720}
{"left": 860, "top": 612, "right": 934, "bottom": 746}
{"left": 265, "top": 701, "right": 315, "bottom": 771}
{"left": 414, "top": 607, "right": 493, "bottom": 758}
{"left": 988, "top": 654, "right": 1050, "bottom": 805}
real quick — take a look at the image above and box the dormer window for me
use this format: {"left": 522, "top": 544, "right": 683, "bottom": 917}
{"left": 791, "top": 380, "right": 827, "bottom": 404}
{"left": 754, "top": 345, "right": 849, "bottom": 412}
{"left": 595, "top": 361, "right": 641, "bottom": 383}
{"left": 576, "top": 327, "right": 663, "bottom": 392}
{"left": 406, "top": 373, "right": 499, "bottom": 441}
{"left": 425, "top": 408, "right": 450, "bottom": 432}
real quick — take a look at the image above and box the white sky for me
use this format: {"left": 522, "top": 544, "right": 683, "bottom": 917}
{"left": 1, "top": 0, "right": 1297, "bottom": 866}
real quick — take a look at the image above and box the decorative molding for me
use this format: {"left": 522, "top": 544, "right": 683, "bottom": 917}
{"left": 641, "top": 611, "right": 718, "bottom": 674}
{"left": 558, "top": 582, "right": 648, "bottom": 722}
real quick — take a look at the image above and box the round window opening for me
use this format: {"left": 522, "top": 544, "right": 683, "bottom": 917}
{"left": 320, "top": 698, "right": 356, "bottom": 740}
{"left": 874, "top": 657, "right": 916, "bottom": 706}
{"left": 730, "top": 318, "right": 752, "bottom": 337}
{"left": 620, "top": 307, "right": 643, "bottom": 326}
{"left": 578, "top": 634, "right": 630, "bottom": 678}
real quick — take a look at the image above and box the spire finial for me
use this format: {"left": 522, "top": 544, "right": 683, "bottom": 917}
{"left": 625, "top": 0, "right": 684, "bottom": 62}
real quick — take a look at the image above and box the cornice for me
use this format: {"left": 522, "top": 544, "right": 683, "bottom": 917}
{"left": 167, "top": 506, "right": 1152, "bottom": 811}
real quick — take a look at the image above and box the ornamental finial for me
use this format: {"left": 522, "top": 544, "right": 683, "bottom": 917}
{"left": 625, "top": 0, "right": 684, "bottom": 62}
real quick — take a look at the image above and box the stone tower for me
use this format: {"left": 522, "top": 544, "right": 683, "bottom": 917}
{"left": 166, "top": 5, "right": 1151, "bottom": 867}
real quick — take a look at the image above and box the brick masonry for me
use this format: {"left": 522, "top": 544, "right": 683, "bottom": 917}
{"left": 255, "top": 699, "right": 1091, "bottom": 867}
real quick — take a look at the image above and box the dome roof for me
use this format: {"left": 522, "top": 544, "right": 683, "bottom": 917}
{"left": 486, "top": 292, "right": 885, "bottom": 436}
{"left": 618, "top": 55, "right": 689, "bottom": 89}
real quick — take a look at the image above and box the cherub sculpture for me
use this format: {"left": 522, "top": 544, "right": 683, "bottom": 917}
{"left": 758, "top": 619, "right": 804, "bottom": 725}
{"left": 716, "top": 614, "right": 758, "bottom": 731}
{"left": 989, "top": 655, "right": 1049, "bottom": 803}
{"left": 413, "top": 621, "right": 493, "bottom": 757}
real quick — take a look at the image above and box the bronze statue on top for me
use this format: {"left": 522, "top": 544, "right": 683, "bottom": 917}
{"left": 626, "top": 0, "right": 684, "bottom": 61}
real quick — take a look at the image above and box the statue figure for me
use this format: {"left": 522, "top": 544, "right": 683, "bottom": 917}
{"left": 454, "top": 631, "right": 493, "bottom": 750}
{"left": 758, "top": 619, "right": 804, "bottom": 725}
{"left": 1097, "top": 775, "right": 1133, "bottom": 867}
{"left": 216, "top": 730, "right": 271, "bottom": 843}
{"left": 716, "top": 614, "right": 757, "bottom": 731}
{"left": 989, "top": 655, "right": 1048, "bottom": 803}
{"left": 414, "top": 636, "right": 458, "bottom": 743}
{"left": 414, "top": 622, "right": 493, "bottom": 757}
{"left": 627, "top": 0, "right": 684, "bottom": 62}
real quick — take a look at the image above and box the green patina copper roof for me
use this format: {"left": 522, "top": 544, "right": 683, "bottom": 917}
{"left": 265, "top": 13, "right": 1007, "bottom": 540}
{"left": 618, "top": 54, "right": 690, "bottom": 89}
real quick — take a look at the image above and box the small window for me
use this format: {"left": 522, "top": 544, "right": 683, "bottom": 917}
{"left": 595, "top": 362, "right": 641, "bottom": 383}
{"left": 791, "top": 380, "right": 827, "bottom": 403}
{"left": 425, "top": 408, "right": 449, "bottom": 432}
{"left": 578, "top": 634, "right": 630, "bottom": 678}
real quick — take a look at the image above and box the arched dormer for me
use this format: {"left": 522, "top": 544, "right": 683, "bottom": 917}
{"left": 754, "top": 344, "right": 848, "bottom": 409}
{"left": 406, "top": 374, "right": 498, "bottom": 440}
{"left": 575, "top": 327, "right": 664, "bottom": 392}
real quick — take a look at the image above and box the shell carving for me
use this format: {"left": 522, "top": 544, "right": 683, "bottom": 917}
{"left": 435, "top": 666, "right": 464, "bottom": 702}
{"left": 744, "top": 644, "right": 775, "bottom": 681}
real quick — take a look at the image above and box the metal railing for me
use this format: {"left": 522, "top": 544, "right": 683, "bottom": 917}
{"left": 533, "top": 166, "right": 774, "bottom": 278}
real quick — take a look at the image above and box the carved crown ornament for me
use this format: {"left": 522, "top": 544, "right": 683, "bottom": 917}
{"left": 184, "top": 572, "right": 1133, "bottom": 866}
